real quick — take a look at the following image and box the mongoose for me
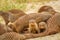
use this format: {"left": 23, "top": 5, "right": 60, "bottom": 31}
{"left": 0, "top": 9, "right": 26, "bottom": 25}
{"left": 1, "top": 14, "right": 60, "bottom": 40}
{"left": 28, "top": 19, "right": 40, "bottom": 34}
{"left": 0, "top": 23, "right": 7, "bottom": 35}
{"left": 39, "top": 22, "right": 47, "bottom": 33}
{"left": 0, "top": 11, "right": 10, "bottom": 25}
{"left": 46, "top": 13, "right": 60, "bottom": 35}
{"left": 0, "top": 23, "right": 13, "bottom": 35}
{"left": 8, "top": 12, "right": 52, "bottom": 33}
{"left": 38, "top": 6, "right": 56, "bottom": 15}
{"left": 24, "top": 13, "right": 60, "bottom": 39}
{"left": 8, "top": 9, "right": 26, "bottom": 22}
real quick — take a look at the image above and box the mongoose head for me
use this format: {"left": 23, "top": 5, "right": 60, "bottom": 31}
{"left": 38, "top": 6, "right": 56, "bottom": 15}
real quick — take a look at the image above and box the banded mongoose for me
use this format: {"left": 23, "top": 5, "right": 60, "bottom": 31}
{"left": 0, "top": 9, "right": 26, "bottom": 25}
{"left": 8, "top": 12, "right": 52, "bottom": 33}
{"left": 0, "top": 23, "right": 13, "bottom": 35}
{"left": 38, "top": 6, "right": 57, "bottom": 15}
{"left": 28, "top": 19, "right": 40, "bottom": 34}
{"left": 39, "top": 22, "right": 47, "bottom": 33}
{"left": 24, "top": 13, "right": 60, "bottom": 39}
{"left": 8, "top": 9, "right": 26, "bottom": 22}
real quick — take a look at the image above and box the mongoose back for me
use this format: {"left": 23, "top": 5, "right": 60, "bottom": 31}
{"left": 46, "top": 13, "right": 60, "bottom": 34}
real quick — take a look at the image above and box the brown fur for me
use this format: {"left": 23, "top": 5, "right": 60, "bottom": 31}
{"left": 46, "top": 13, "right": 60, "bottom": 34}
{"left": 0, "top": 9, "right": 26, "bottom": 25}
{"left": 0, "top": 23, "right": 7, "bottom": 35}
{"left": 6, "top": 27, "right": 13, "bottom": 32}
{"left": 28, "top": 19, "right": 40, "bottom": 34}
{"left": 38, "top": 6, "right": 56, "bottom": 15}
{"left": 0, "top": 11, "right": 10, "bottom": 25}
{"left": 0, "top": 32, "right": 26, "bottom": 40}
{"left": 8, "top": 13, "right": 52, "bottom": 33}
{"left": 24, "top": 13, "right": 60, "bottom": 39}
{"left": 0, "top": 23, "right": 13, "bottom": 35}
{"left": 8, "top": 9, "right": 25, "bottom": 14}
{"left": 39, "top": 22, "right": 47, "bottom": 33}
{"left": 8, "top": 9, "right": 26, "bottom": 22}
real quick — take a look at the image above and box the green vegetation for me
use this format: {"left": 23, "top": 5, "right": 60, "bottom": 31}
{"left": 0, "top": 0, "right": 57, "bottom": 11}
{"left": 0, "top": 0, "right": 27, "bottom": 11}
